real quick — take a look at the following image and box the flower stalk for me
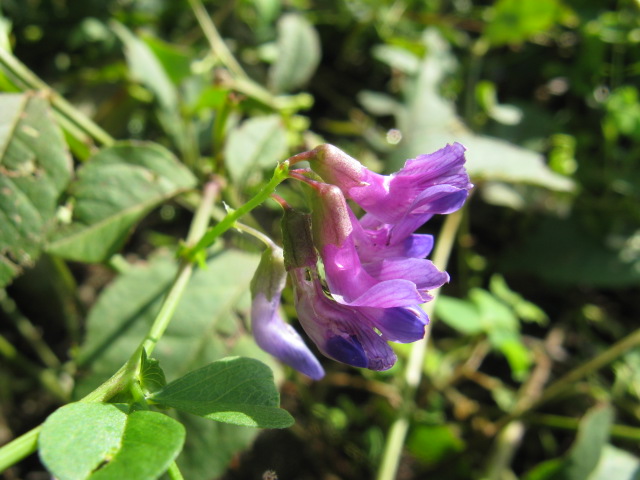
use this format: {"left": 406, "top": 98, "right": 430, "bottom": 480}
{"left": 376, "top": 208, "right": 464, "bottom": 480}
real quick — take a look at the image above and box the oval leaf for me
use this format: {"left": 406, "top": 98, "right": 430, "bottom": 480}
{"left": 88, "top": 410, "right": 185, "bottom": 480}
{"left": 39, "top": 403, "right": 128, "bottom": 480}
{"left": 269, "top": 13, "right": 321, "bottom": 93}
{"left": 150, "top": 357, "right": 294, "bottom": 429}
{"left": 39, "top": 403, "right": 185, "bottom": 480}
{"left": 223, "top": 115, "right": 288, "bottom": 184}
{"left": 47, "top": 142, "right": 196, "bottom": 262}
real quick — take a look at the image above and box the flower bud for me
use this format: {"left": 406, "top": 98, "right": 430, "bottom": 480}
{"left": 250, "top": 246, "right": 324, "bottom": 380}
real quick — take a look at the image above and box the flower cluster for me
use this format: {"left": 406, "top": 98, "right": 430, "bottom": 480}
{"left": 251, "top": 143, "right": 472, "bottom": 379}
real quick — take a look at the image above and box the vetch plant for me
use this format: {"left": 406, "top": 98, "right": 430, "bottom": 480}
{"left": 0, "top": 110, "right": 471, "bottom": 479}
{"left": 249, "top": 143, "right": 472, "bottom": 376}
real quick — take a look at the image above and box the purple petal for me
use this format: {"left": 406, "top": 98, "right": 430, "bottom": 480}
{"left": 345, "top": 143, "right": 471, "bottom": 224}
{"left": 399, "top": 143, "right": 468, "bottom": 183}
{"left": 324, "top": 335, "right": 368, "bottom": 368}
{"left": 363, "top": 258, "right": 449, "bottom": 291}
{"left": 291, "top": 268, "right": 397, "bottom": 371}
{"left": 409, "top": 185, "right": 470, "bottom": 216}
{"left": 252, "top": 293, "right": 325, "bottom": 380}
{"left": 341, "top": 279, "right": 432, "bottom": 308}
{"left": 365, "top": 306, "right": 429, "bottom": 343}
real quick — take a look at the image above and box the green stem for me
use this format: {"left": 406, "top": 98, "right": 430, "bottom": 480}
{"left": 187, "top": 0, "right": 247, "bottom": 79}
{"left": 141, "top": 179, "right": 219, "bottom": 357}
{"left": 376, "top": 208, "right": 465, "bottom": 480}
{"left": 494, "top": 327, "right": 640, "bottom": 430}
{"left": 531, "top": 413, "right": 640, "bottom": 441}
{"left": 0, "top": 426, "right": 40, "bottom": 473}
{"left": 167, "top": 461, "right": 185, "bottom": 480}
{"left": 0, "top": 290, "right": 60, "bottom": 368}
{"left": 0, "top": 47, "right": 115, "bottom": 147}
{"left": 183, "top": 161, "right": 289, "bottom": 261}
{"left": 0, "top": 180, "right": 222, "bottom": 471}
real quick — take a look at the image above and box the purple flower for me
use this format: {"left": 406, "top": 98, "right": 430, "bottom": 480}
{"left": 250, "top": 246, "right": 325, "bottom": 380}
{"left": 307, "top": 142, "right": 472, "bottom": 226}
{"left": 289, "top": 263, "right": 429, "bottom": 371}
{"left": 249, "top": 143, "right": 471, "bottom": 376}
{"left": 309, "top": 181, "right": 449, "bottom": 309}
{"left": 280, "top": 207, "right": 431, "bottom": 371}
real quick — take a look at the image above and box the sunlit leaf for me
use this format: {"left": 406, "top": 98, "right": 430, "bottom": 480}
{"left": 150, "top": 357, "right": 294, "bottom": 428}
{"left": 269, "top": 13, "right": 321, "bottom": 93}
{"left": 224, "top": 115, "right": 288, "bottom": 183}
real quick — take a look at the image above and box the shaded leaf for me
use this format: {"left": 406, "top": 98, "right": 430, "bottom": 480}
{"left": 47, "top": 142, "right": 196, "bottom": 262}
{"left": 501, "top": 217, "right": 640, "bottom": 287}
{"left": 140, "top": 351, "right": 167, "bottom": 395}
{"left": 111, "top": 21, "right": 178, "bottom": 110}
{"left": 223, "top": 115, "right": 288, "bottom": 183}
{"left": 524, "top": 405, "right": 614, "bottom": 480}
{"left": 150, "top": 356, "right": 294, "bottom": 428}
{"left": 0, "top": 93, "right": 72, "bottom": 287}
{"left": 588, "top": 445, "right": 640, "bottom": 480}
{"left": 380, "top": 30, "right": 574, "bottom": 192}
{"left": 269, "top": 13, "right": 321, "bottom": 93}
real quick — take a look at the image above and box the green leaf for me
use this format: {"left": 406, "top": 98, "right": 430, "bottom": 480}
{"left": 484, "top": 0, "right": 566, "bottom": 46}
{"left": 140, "top": 351, "right": 167, "bottom": 395}
{"left": 39, "top": 403, "right": 128, "bottom": 480}
{"left": 435, "top": 295, "right": 484, "bottom": 335}
{"left": 385, "top": 30, "right": 573, "bottom": 192}
{"left": 74, "top": 250, "right": 279, "bottom": 478}
{"left": 501, "top": 217, "right": 640, "bottom": 287}
{"left": 88, "top": 410, "right": 185, "bottom": 480}
{"left": 111, "top": 21, "right": 178, "bottom": 110}
{"left": 269, "top": 13, "right": 321, "bottom": 93}
{"left": 563, "top": 405, "right": 614, "bottom": 480}
{"left": 143, "top": 35, "right": 193, "bottom": 86}
{"left": 524, "top": 405, "right": 614, "bottom": 480}
{"left": 0, "top": 93, "right": 72, "bottom": 287}
{"left": 223, "top": 115, "right": 288, "bottom": 183}
{"left": 407, "top": 424, "right": 465, "bottom": 466}
{"left": 40, "top": 403, "right": 185, "bottom": 480}
{"left": 47, "top": 142, "right": 196, "bottom": 262}
{"left": 150, "top": 356, "right": 294, "bottom": 429}
{"left": 588, "top": 445, "right": 640, "bottom": 480}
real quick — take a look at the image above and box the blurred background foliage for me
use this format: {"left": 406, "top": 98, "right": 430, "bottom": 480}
{"left": 1, "top": 0, "right": 640, "bottom": 479}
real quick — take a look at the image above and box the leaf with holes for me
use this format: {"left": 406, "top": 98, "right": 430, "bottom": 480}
{"left": 0, "top": 92, "right": 72, "bottom": 287}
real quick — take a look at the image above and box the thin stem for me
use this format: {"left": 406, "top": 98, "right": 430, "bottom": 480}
{"left": 81, "top": 181, "right": 219, "bottom": 401}
{"left": 376, "top": 208, "right": 465, "bottom": 480}
{"left": 234, "top": 222, "right": 279, "bottom": 249}
{"left": 0, "top": 334, "right": 68, "bottom": 402}
{"left": 0, "top": 180, "right": 222, "bottom": 471}
{"left": 167, "top": 461, "right": 186, "bottom": 480}
{"left": 183, "top": 161, "right": 290, "bottom": 261}
{"left": 141, "top": 180, "right": 220, "bottom": 357}
{"left": 0, "top": 426, "right": 41, "bottom": 473}
{"left": 0, "top": 47, "right": 114, "bottom": 147}
{"left": 531, "top": 413, "right": 640, "bottom": 441}
{"left": 187, "top": 0, "right": 247, "bottom": 79}
{"left": 0, "top": 290, "right": 60, "bottom": 368}
{"left": 495, "top": 327, "right": 640, "bottom": 430}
